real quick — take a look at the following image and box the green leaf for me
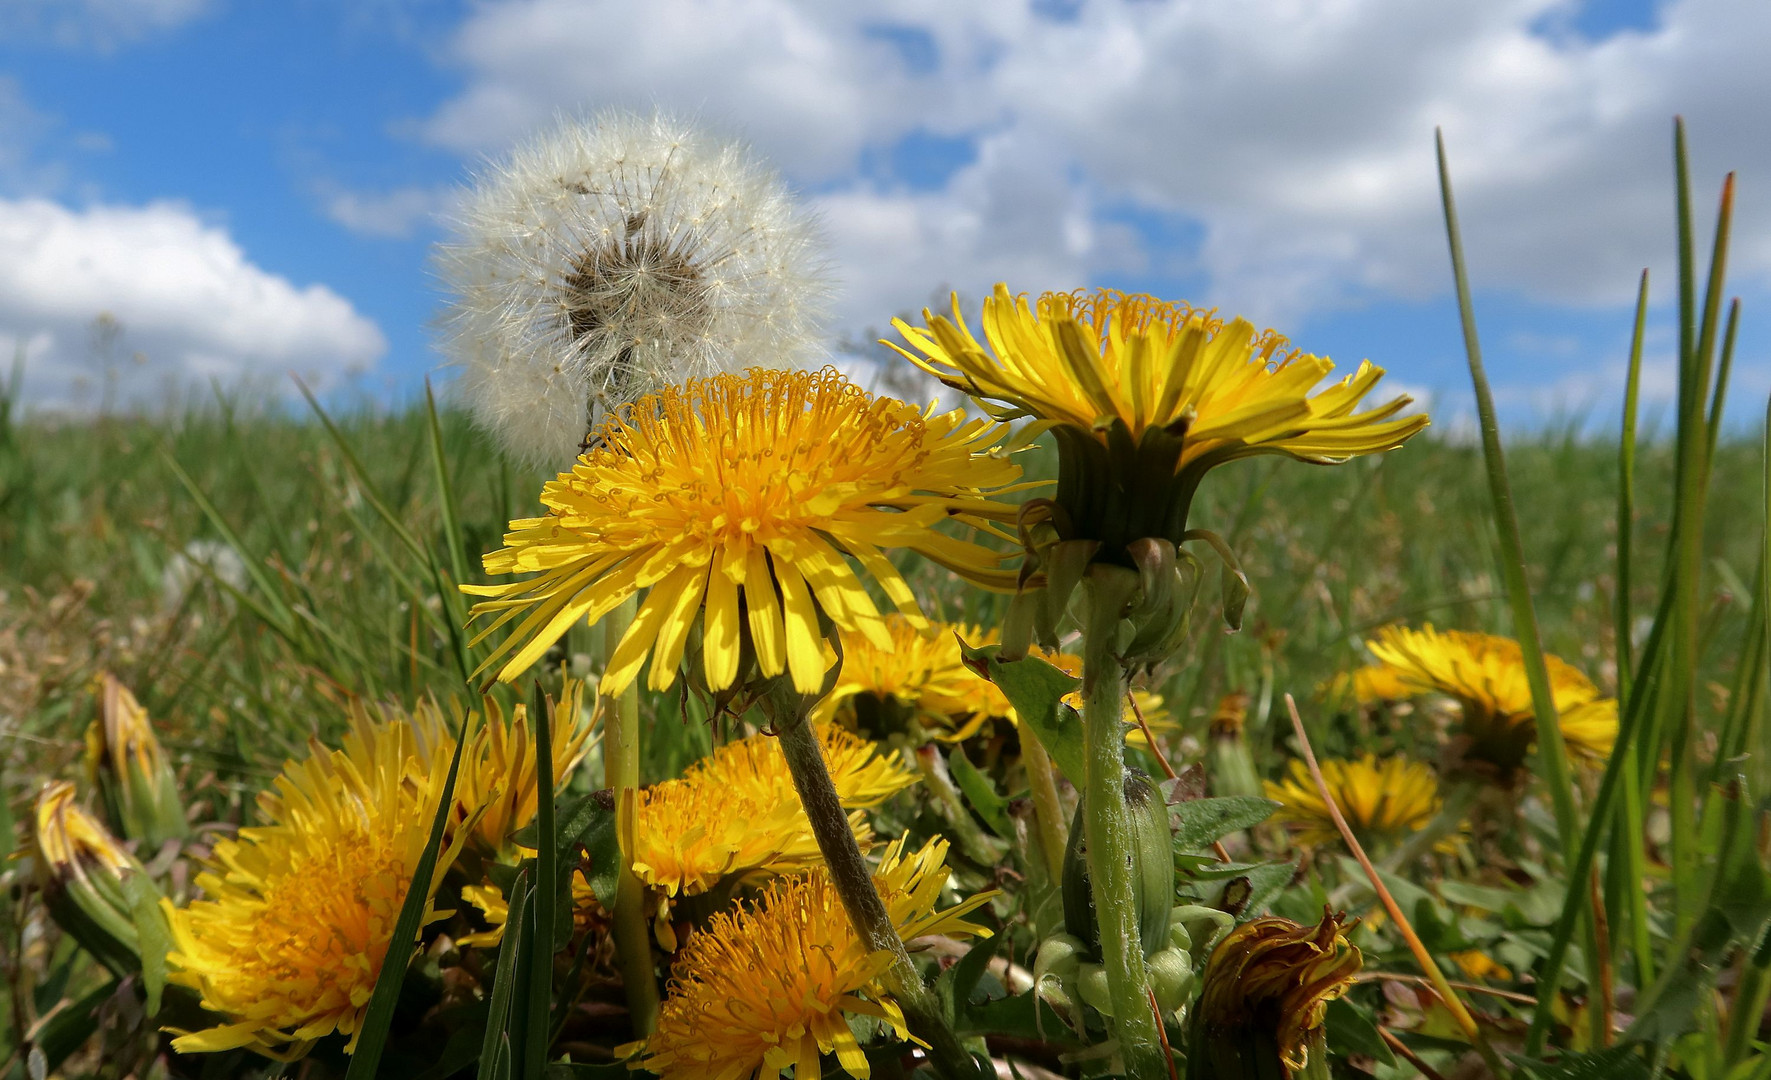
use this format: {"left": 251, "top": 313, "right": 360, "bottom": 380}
{"left": 28, "top": 977, "right": 117, "bottom": 1076}
{"left": 543, "top": 1064, "right": 633, "bottom": 1079}
{"left": 947, "top": 748, "right": 1011, "bottom": 838}
{"left": 957, "top": 640, "right": 1085, "bottom": 785}
{"left": 1167, "top": 796, "right": 1277, "bottom": 853}
{"left": 526, "top": 681, "right": 558, "bottom": 1079}
{"left": 346, "top": 702, "right": 474, "bottom": 1080}
{"left": 954, "top": 989, "right": 1081, "bottom": 1045}
{"left": 938, "top": 930, "right": 1002, "bottom": 1025}
{"left": 1325, "top": 998, "right": 1395, "bottom": 1066}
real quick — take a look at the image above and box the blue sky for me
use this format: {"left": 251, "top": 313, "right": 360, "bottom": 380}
{"left": 0, "top": 0, "right": 1765, "bottom": 431}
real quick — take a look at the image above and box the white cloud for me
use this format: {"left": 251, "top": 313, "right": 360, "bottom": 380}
{"left": 321, "top": 184, "right": 456, "bottom": 239}
{"left": 0, "top": 198, "right": 386, "bottom": 410}
{"left": 417, "top": 0, "right": 1771, "bottom": 352}
{"left": 0, "top": 0, "right": 212, "bottom": 50}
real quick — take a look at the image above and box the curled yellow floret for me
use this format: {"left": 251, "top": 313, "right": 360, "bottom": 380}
{"left": 163, "top": 719, "right": 470, "bottom": 1059}
{"left": 889, "top": 285, "right": 1428, "bottom": 470}
{"left": 1265, "top": 754, "right": 1448, "bottom": 852}
{"left": 1366, "top": 624, "right": 1617, "bottom": 775}
{"left": 464, "top": 367, "right": 1025, "bottom": 695}
{"left": 639, "top": 837, "right": 994, "bottom": 1080}
{"left": 1191, "top": 910, "right": 1362, "bottom": 1076}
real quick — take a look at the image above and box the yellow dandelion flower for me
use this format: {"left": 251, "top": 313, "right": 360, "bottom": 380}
{"left": 163, "top": 719, "right": 470, "bottom": 1059}
{"left": 890, "top": 285, "right": 1426, "bottom": 474}
{"left": 1452, "top": 949, "right": 1511, "bottom": 983}
{"left": 626, "top": 725, "right": 914, "bottom": 903}
{"left": 393, "top": 681, "right": 596, "bottom": 855}
{"left": 640, "top": 837, "right": 994, "bottom": 1080}
{"left": 1321, "top": 664, "right": 1415, "bottom": 706}
{"left": 815, "top": 616, "right": 1011, "bottom": 741}
{"left": 1264, "top": 754, "right": 1447, "bottom": 852}
{"left": 1366, "top": 625, "right": 1618, "bottom": 777}
{"left": 85, "top": 673, "right": 187, "bottom": 846}
{"left": 1191, "top": 910, "right": 1362, "bottom": 1077}
{"left": 464, "top": 367, "right": 1024, "bottom": 696}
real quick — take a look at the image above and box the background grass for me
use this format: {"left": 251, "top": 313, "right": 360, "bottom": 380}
{"left": 2, "top": 395, "right": 1763, "bottom": 821}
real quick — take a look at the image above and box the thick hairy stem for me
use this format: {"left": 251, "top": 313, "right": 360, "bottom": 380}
{"left": 773, "top": 705, "right": 983, "bottom": 1080}
{"left": 601, "top": 597, "right": 659, "bottom": 1035}
{"left": 1080, "top": 568, "right": 1168, "bottom": 1080}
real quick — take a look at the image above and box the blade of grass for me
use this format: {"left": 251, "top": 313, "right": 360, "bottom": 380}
{"left": 344, "top": 704, "right": 473, "bottom": 1080}
{"left": 525, "top": 681, "right": 557, "bottom": 1080}
{"left": 1525, "top": 584, "right": 1676, "bottom": 1052}
{"left": 425, "top": 379, "right": 477, "bottom": 683}
{"left": 1616, "top": 269, "right": 1649, "bottom": 699}
{"left": 478, "top": 866, "right": 532, "bottom": 1080}
{"left": 1435, "top": 130, "right": 1582, "bottom": 868}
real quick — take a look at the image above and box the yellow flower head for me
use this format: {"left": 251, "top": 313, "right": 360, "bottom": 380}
{"left": 640, "top": 837, "right": 994, "bottom": 1080}
{"left": 33, "top": 781, "right": 166, "bottom": 975}
{"left": 1191, "top": 910, "right": 1363, "bottom": 1077}
{"left": 1265, "top": 754, "right": 1447, "bottom": 852}
{"left": 816, "top": 616, "right": 1012, "bottom": 741}
{"left": 464, "top": 367, "right": 1024, "bottom": 696}
{"left": 1321, "top": 664, "right": 1416, "bottom": 707}
{"left": 1366, "top": 625, "right": 1617, "bottom": 778}
{"left": 164, "top": 719, "right": 469, "bottom": 1060}
{"left": 890, "top": 285, "right": 1427, "bottom": 471}
{"left": 392, "top": 682, "right": 596, "bottom": 856}
{"left": 625, "top": 724, "right": 915, "bottom": 902}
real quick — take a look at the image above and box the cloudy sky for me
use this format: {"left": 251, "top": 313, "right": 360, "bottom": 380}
{"left": 0, "top": 0, "right": 1765, "bottom": 427}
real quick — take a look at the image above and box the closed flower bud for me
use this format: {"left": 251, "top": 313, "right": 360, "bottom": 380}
{"left": 1062, "top": 769, "right": 1174, "bottom": 960}
{"left": 33, "top": 781, "right": 168, "bottom": 986}
{"left": 1188, "top": 909, "right": 1362, "bottom": 1080}
{"left": 86, "top": 674, "right": 187, "bottom": 847}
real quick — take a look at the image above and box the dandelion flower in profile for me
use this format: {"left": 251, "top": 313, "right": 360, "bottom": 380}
{"left": 815, "top": 615, "right": 1013, "bottom": 741}
{"left": 463, "top": 367, "right": 1024, "bottom": 694}
{"left": 639, "top": 837, "right": 995, "bottom": 1080}
{"left": 163, "top": 719, "right": 470, "bottom": 1059}
{"left": 889, "top": 286, "right": 1427, "bottom": 550}
{"left": 439, "top": 110, "right": 830, "bottom": 470}
{"left": 1365, "top": 624, "right": 1617, "bottom": 780}
{"left": 1264, "top": 754, "right": 1448, "bottom": 852}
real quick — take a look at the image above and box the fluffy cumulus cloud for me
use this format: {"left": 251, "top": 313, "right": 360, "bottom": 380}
{"left": 420, "top": 0, "right": 1771, "bottom": 342}
{"left": 0, "top": 199, "right": 386, "bottom": 409}
{"left": 0, "top": 0, "right": 212, "bottom": 50}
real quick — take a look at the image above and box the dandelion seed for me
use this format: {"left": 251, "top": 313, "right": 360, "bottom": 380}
{"left": 438, "top": 110, "right": 831, "bottom": 470}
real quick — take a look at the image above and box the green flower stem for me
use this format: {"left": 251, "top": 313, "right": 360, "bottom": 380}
{"left": 1079, "top": 566, "right": 1168, "bottom": 1080}
{"left": 1020, "top": 729, "right": 1069, "bottom": 883}
{"left": 601, "top": 597, "right": 660, "bottom": 1036}
{"left": 771, "top": 703, "right": 982, "bottom": 1080}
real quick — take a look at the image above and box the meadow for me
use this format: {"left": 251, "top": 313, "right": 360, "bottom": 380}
{"left": 2, "top": 117, "right": 1768, "bottom": 1080}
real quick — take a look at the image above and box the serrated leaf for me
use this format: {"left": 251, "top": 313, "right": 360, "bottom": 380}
{"left": 1168, "top": 797, "right": 1277, "bottom": 853}
{"left": 957, "top": 640, "right": 1085, "bottom": 785}
{"left": 938, "top": 932, "right": 1001, "bottom": 1025}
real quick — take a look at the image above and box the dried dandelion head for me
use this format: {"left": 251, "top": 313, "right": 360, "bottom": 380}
{"left": 438, "top": 110, "right": 830, "bottom": 470}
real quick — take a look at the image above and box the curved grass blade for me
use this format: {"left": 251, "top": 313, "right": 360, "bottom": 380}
{"left": 525, "top": 680, "right": 557, "bottom": 1079}
{"left": 344, "top": 704, "right": 473, "bottom": 1080}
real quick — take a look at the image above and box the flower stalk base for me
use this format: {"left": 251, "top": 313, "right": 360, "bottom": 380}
{"left": 1079, "top": 567, "right": 1170, "bottom": 1080}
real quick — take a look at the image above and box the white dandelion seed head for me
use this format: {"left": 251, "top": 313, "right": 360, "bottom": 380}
{"left": 436, "top": 109, "right": 832, "bottom": 470}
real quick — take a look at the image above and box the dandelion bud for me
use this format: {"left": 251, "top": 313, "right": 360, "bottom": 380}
{"left": 1061, "top": 769, "right": 1174, "bottom": 960}
{"left": 86, "top": 674, "right": 187, "bottom": 847}
{"left": 1187, "top": 909, "right": 1362, "bottom": 1080}
{"left": 33, "top": 781, "right": 166, "bottom": 980}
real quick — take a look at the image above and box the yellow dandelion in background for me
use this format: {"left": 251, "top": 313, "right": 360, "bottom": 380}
{"left": 890, "top": 285, "right": 1427, "bottom": 471}
{"left": 1321, "top": 664, "right": 1415, "bottom": 707}
{"left": 163, "top": 719, "right": 469, "bottom": 1059}
{"left": 816, "top": 615, "right": 1011, "bottom": 741}
{"left": 1366, "top": 625, "right": 1618, "bottom": 776}
{"left": 464, "top": 367, "right": 1024, "bottom": 695}
{"left": 1265, "top": 754, "right": 1446, "bottom": 852}
{"left": 393, "top": 681, "right": 596, "bottom": 855}
{"left": 625, "top": 725, "right": 914, "bottom": 904}
{"left": 639, "top": 837, "right": 994, "bottom": 1080}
